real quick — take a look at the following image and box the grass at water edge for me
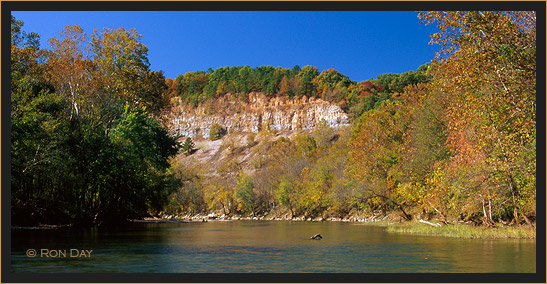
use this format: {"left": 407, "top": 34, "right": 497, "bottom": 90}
{"left": 384, "top": 221, "right": 536, "bottom": 239}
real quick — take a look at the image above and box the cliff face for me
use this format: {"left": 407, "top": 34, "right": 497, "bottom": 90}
{"left": 163, "top": 92, "right": 349, "bottom": 139}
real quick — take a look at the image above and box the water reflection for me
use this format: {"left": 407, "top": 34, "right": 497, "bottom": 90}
{"left": 11, "top": 221, "right": 536, "bottom": 273}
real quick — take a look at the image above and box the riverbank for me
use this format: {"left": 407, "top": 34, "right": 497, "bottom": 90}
{"left": 154, "top": 211, "right": 398, "bottom": 223}
{"left": 16, "top": 215, "right": 535, "bottom": 239}
{"left": 14, "top": 212, "right": 534, "bottom": 240}
{"left": 384, "top": 221, "right": 536, "bottom": 239}
{"left": 149, "top": 213, "right": 536, "bottom": 239}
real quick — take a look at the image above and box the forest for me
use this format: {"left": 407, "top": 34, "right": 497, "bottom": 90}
{"left": 10, "top": 11, "right": 536, "bottom": 228}
{"left": 166, "top": 60, "right": 428, "bottom": 122}
{"left": 10, "top": 17, "right": 179, "bottom": 226}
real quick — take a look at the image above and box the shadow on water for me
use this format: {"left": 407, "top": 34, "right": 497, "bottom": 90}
{"left": 11, "top": 220, "right": 536, "bottom": 273}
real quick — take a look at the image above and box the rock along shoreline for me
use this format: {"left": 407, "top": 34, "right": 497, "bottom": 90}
{"left": 133, "top": 212, "right": 395, "bottom": 224}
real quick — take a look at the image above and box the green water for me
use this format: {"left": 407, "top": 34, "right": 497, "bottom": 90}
{"left": 11, "top": 220, "right": 536, "bottom": 273}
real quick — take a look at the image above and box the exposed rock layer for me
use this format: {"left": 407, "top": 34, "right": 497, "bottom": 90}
{"left": 163, "top": 92, "right": 349, "bottom": 139}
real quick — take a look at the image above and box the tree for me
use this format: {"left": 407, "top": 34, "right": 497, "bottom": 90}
{"left": 312, "top": 119, "right": 334, "bottom": 149}
{"left": 295, "top": 167, "right": 329, "bottom": 218}
{"left": 182, "top": 137, "right": 195, "bottom": 156}
{"left": 46, "top": 25, "right": 94, "bottom": 118}
{"left": 346, "top": 101, "right": 407, "bottom": 217}
{"left": 169, "top": 161, "right": 207, "bottom": 215}
{"left": 11, "top": 18, "right": 181, "bottom": 226}
{"left": 275, "top": 178, "right": 298, "bottom": 218}
{"left": 419, "top": 11, "right": 536, "bottom": 225}
{"left": 234, "top": 172, "right": 257, "bottom": 216}
{"left": 204, "top": 181, "right": 234, "bottom": 216}
{"left": 11, "top": 86, "right": 72, "bottom": 225}
{"left": 209, "top": 124, "right": 226, "bottom": 141}
{"left": 278, "top": 76, "right": 292, "bottom": 96}
{"left": 11, "top": 15, "right": 40, "bottom": 51}
{"left": 140, "top": 70, "right": 169, "bottom": 113}
{"left": 397, "top": 83, "right": 450, "bottom": 183}
{"left": 390, "top": 83, "right": 451, "bottom": 220}
{"left": 314, "top": 68, "right": 353, "bottom": 93}
{"left": 11, "top": 17, "right": 74, "bottom": 225}
{"left": 91, "top": 27, "right": 168, "bottom": 113}
{"left": 297, "top": 65, "right": 319, "bottom": 96}
{"left": 88, "top": 106, "right": 180, "bottom": 221}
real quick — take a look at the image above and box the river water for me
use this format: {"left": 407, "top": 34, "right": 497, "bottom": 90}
{"left": 11, "top": 220, "right": 536, "bottom": 273}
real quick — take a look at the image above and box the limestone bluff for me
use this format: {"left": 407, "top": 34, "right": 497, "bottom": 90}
{"left": 162, "top": 92, "right": 349, "bottom": 139}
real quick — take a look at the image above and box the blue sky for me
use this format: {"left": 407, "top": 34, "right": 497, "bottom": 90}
{"left": 11, "top": 11, "right": 439, "bottom": 82}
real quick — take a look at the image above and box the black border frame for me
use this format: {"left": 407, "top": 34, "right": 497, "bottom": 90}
{"left": 2, "top": 1, "right": 545, "bottom": 283}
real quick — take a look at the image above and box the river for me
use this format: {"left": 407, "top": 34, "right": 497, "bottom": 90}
{"left": 11, "top": 220, "right": 536, "bottom": 274}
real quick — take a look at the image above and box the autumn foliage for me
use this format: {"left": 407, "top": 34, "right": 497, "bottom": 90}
{"left": 162, "top": 12, "right": 536, "bottom": 228}
{"left": 168, "top": 64, "right": 416, "bottom": 121}
{"left": 346, "top": 11, "right": 537, "bottom": 226}
{"left": 11, "top": 11, "right": 536, "bottom": 229}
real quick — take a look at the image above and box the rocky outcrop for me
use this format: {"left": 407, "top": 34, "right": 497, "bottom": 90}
{"left": 163, "top": 92, "right": 349, "bottom": 139}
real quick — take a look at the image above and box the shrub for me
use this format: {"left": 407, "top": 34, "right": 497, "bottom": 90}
{"left": 182, "top": 137, "right": 195, "bottom": 156}
{"left": 247, "top": 133, "right": 258, "bottom": 147}
{"left": 222, "top": 134, "right": 241, "bottom": 154}
{"left": 209, "top": 124, "right": 226, "bottom": 141}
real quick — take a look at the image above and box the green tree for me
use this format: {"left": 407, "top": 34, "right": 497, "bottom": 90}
{"left": 11, "top": 18, "right": 180, "bottom": 226}
{"left": 182, "top": 137, "right": 195, "bottom": 156}
{"left": 11, "top": 86, "right": 73, "bottom": 225}
{"left": 297, "top": 65, "right": 319, "bottom": 96}
{"left": 234, "top": 172, "right": 257, "bottom": 216}
{"left": 11, "top": 17, "right": 74, "bottom": 225}
{"left": 274, "top": 178, "right": 298, "bottom": 218}
{"left": 315, "top": 68, "right": 352, "bottom": 89}
{"left": 11, "top": 15, "right": 40, "bottom": 50}
{"left": 82, "top": 106, "right": 180, "bottom": 222}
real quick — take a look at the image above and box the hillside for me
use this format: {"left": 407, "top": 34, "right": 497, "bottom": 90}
{"left": 163, "top": 91, "right": 350, "bottom": 183}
